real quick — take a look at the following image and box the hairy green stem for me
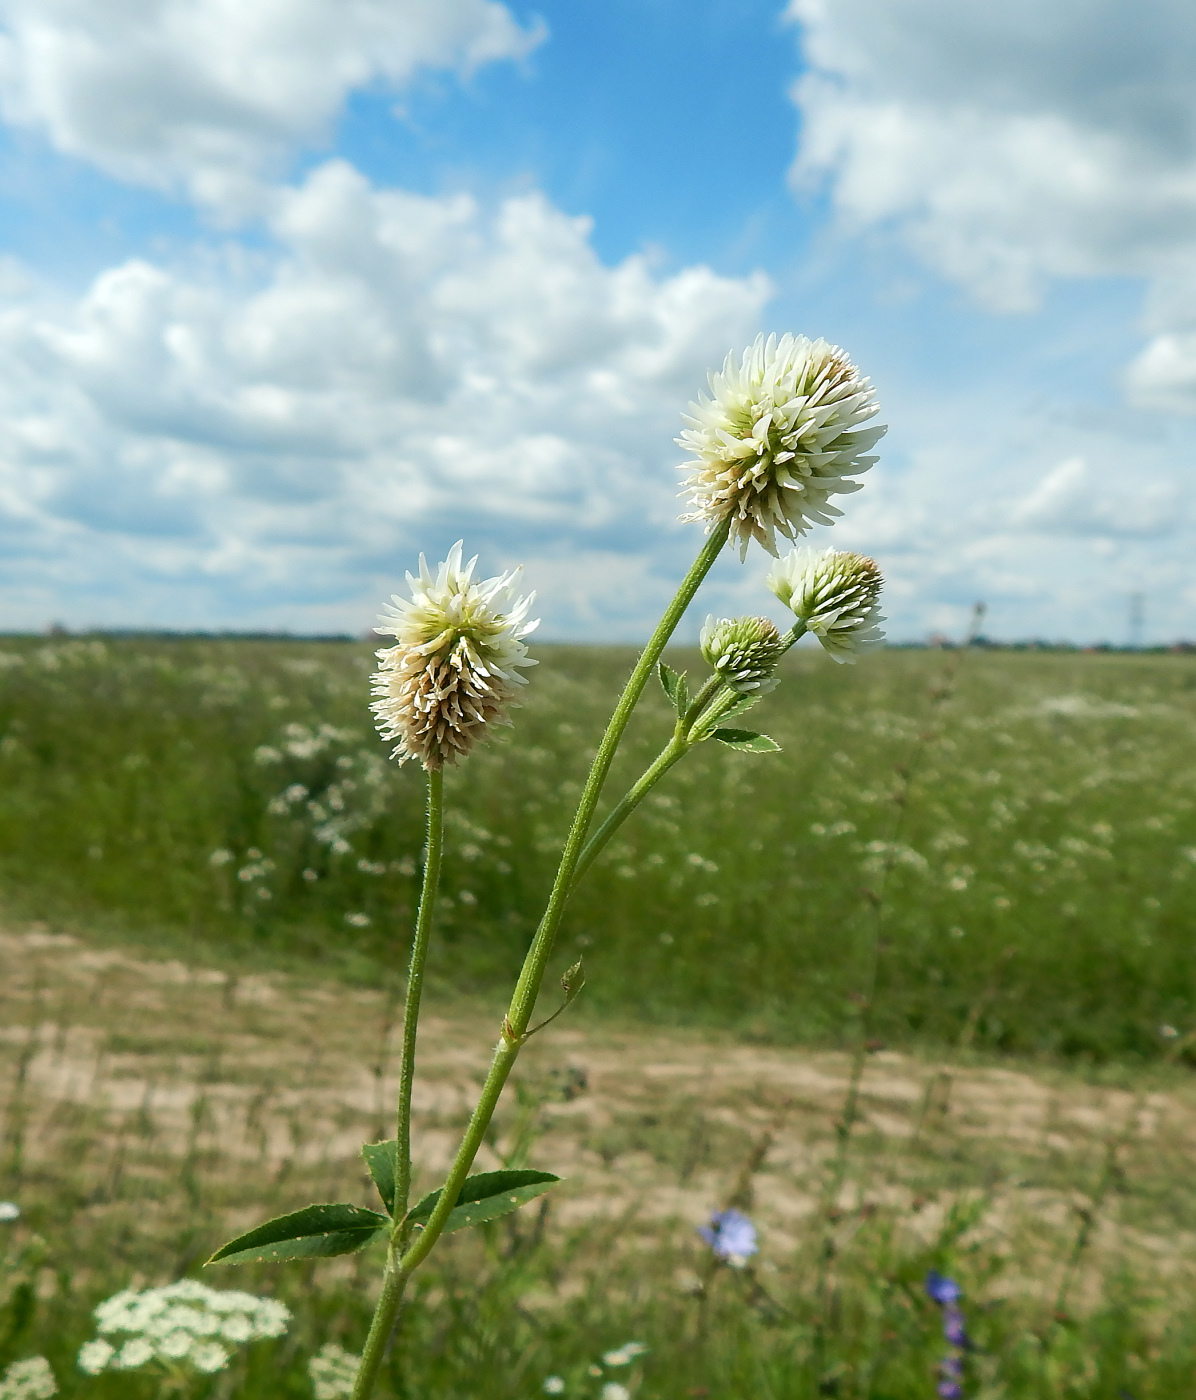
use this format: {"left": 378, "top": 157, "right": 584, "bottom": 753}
{"left": 351, "top": 767, "right": 443, "bottom": 1400}
{"left": 390, "top": 519, "right": 730, "bottom": 1286}
{"left": 573, "top": 620, "right": 808, "bottom": 890}
{"left": 395, "top": 767, "right": 444, "bottom": 1219}
{"left": 571, "top": 734, "right": 688, "bottom": 889}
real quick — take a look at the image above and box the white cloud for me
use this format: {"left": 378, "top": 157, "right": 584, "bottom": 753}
{"left": 0, "top": 0, "right": 544, "bottom": 208}
{"left": 789, "top": 0, "right": 1196, "bottom": 311}
{"left": 0, "top": 161, "right": 771, "bottom": 632}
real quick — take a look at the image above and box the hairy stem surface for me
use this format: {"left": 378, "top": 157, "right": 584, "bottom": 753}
{"left": 391, "top": 519, "right": 729, "bottom": 1284}
{"left": 351, "top": 767, "right": 443, "bottom": 1400}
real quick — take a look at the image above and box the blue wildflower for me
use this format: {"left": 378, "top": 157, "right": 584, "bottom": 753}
{"left": 697, "top": 1208, "right": 758, "bottom": 1262}
{"left": 925, "top": 1271, "right": 962, "bottom": 1306}
{"left": 926, "top": 1270, "right": 970, "bottom": 1398}
{"left": 942, "top": 1305, "right": 969, "bottom": 1349}
{"left": 937, "top": 1353, "right": 963, "bottom": 1400}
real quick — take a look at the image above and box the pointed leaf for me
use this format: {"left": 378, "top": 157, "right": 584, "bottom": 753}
{"left": 715, "top": 693, "right": 760, "bottom": 724}
{"left": 658, "top": 663, "right": 689, "bottom": 716}
{"left": 406, "top": 1169, "right": 560, "bottom": 1235}
{"left": 711, "top": 728, "right": 782, "bottom": 754}
{"left": 561, "top": 958, "right": 585, "bottom": 1002}
{"left": 363, "top": 1140, "right": 398, "bottom": 1215}
{"left": 206, "top": 1203, "right": 388, "bottom": 1266}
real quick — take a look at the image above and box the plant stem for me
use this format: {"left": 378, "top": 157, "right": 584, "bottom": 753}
{"left": 571, "top": 735, "right": 687, "bottom": 889}
{"left": 395, "top": 766, "right": 444, "bottom": 1221}
{"left": 387, "top": 520, "right": 730, "bottom": 1284}
{"left": 350, "top": 766, "right": 443, "bottom": 1400}
{"left": 572, "top": 621, "right": 807, "bottom": 891}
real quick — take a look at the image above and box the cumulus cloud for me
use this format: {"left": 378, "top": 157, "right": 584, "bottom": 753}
{"left": 0, "top": 161, "right": 771, "bottom": 631}
{"left": 0, "top": 0, "right": 545, "bottom": 208}
{"left": 789, "top": 0, "right": 1196, "bottom": 312}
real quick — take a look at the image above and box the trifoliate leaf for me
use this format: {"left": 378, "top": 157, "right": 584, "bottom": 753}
{"left": 711, "top": 729, "right": 782, "bottom": 754}
{"left": 406, "top": 1169, "right": 560, "bottom": 1235}
{"left": 207, "top": 1203, "right": 389, "bottom": 1266}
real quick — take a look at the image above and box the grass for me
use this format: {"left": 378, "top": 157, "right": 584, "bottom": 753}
{"left": 3, "top": 928, "right": 1196, "bottom": 1398}
{"left": 0, "top": 636, "right": 1195, "bottom": 1059}
{"left": 2, "top": 635, "right": 1196, "bottom": 1397}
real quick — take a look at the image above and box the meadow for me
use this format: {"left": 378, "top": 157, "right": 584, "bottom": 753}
{"left": 1, "top": 635, "right": 1196, "bottom": 1398}
{"left": 0, "top": 635, "right": 1194, "bottom": 1059}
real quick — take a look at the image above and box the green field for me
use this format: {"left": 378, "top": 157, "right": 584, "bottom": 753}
{"left": 3, "top": 635, "right": 1196, "bottom": 1398}
{"left": 0, "top": 635, "right": 1194, "bottom": 1060}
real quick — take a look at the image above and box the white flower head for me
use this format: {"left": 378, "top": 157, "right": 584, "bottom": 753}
{"left": 77, "top": 1341, "right": 115, "bottom": 1377}
{"left": 766, "top": 547, "right": 885, "bottom": 664}
{"left": 371, "top": 541, "right": 539, "bottom": 771}
{"left": 0, "top": 1356, "right": 57, "bottom": 1400}
{"left": 309, "top": 1343, "right": 361, "bottom": 1400}
{"left": 699, "top": 615, "right": 783, "bottom": 694}
{"left": 82, "top": 1282, "right": 290, "bottom": 1376}
{"left": 677, "top": 333, "right": 885, "bottom": 558}
{"left": 0, "top": 1202, "right": 20, "bottom": 1222}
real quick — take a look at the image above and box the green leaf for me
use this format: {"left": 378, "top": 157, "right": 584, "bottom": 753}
{"left": 658, "top": 663, "right": 689, "bottom": 716}
{"left": 206, "top": 1203, "right": 388, "bottom": 1266}
{"left": 363, "top": 1140, "right": 398, "bottom": 1215}
{"left": 711, "top": 728, "right": 782, "bottom": 754}
{"left": 406, "top": 1169, "right": 560, "bottom": 1235}
{"left": 715, "top": 693, "right": 760, "bottom": 724}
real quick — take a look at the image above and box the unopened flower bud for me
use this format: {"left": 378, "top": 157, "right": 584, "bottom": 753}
{"left": 766, "top": 547, "right": 884, "bottom": 664}
{"left": 699, "top": 615, "right": 783, "bottom": 693}
{"left": 371, "top": 542, "right": 538, "bottom": 770}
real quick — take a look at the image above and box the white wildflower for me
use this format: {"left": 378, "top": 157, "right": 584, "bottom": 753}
{"left": 80, "top": 1281, "right": 290, "bottom": 1375}
{"left": 699, "top": 615, "right": 784, "bottom": 693}
{"left": 0, "top": 1356, "right": 57, "bottom": 1400}
{"left": 601, "top": 1385, "right": 631, "bottom": 1400}
{"left": 602, "top": 1341, "right": 649, "bottom": 1366}
{"left": 309, "top": 1343, "right": 361, "bottom": 1400}
{"left": 767, "top": 547, "right": 885, "bottom": 663}
{"left": 0, "top": 1203, "right": 19, "bottom": 1222}
{"left": 77, "top": 1341, "right": 114, "bottom": 1376}
{"left": 190, "top": 1342, "right": 230, "bottom": 1374}
{"left": 542, "top": 1378, "right": 566, "bottom": 1396}
{"left": 677, "top": 333, "right": 885, "bottom": 557}
{"left": 371, "top": 541, "right": 538, "bottom": 770}
{"left": 114, "top": 1339, "right": 154, "bottom": 1370}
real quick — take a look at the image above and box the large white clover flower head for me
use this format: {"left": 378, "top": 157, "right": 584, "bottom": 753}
{"left": 699, "top": 615, "right": 784, "bottom": 694}
{"left": 0, "top": 1356, "right": 57, "bottom": 1400}
{"left": 78, "top": 1281, "right": 290, "bottom": 1377}
{"left": 766, "top": 546, "right": 885, "bottom": 664}
{"left": 677, "top": 333, "right": 885, "bottom": 558}
{"left": 371, "top": 541, "right": 538, "bottom": 771}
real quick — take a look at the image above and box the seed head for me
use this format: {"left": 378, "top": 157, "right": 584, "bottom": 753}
{"left": 767, "top": 547, "right": 885, "bottom": 664}
{"left": 677, "top": 333, "right": 885, "bottom": 558}
{"left": 699, "top": 615, "right": 784, "bottom": 693}
{"left": 371, "top": 541, "right": 538, "bottom": 770}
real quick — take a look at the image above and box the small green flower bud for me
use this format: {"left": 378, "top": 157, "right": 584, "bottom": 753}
{"left": 699, "top": 615, "right": 784, "bottom": 693}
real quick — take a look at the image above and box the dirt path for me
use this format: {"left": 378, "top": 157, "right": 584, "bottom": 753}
{"left": 1, "top": 927, "right": 1194, "bottom": 1307}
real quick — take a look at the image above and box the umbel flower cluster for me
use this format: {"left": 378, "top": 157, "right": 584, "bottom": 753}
{"left": 76, "top": 1281, "right": 290, "bottom": 1376}
{"left": 371, "top": 541, "right": 538, "bottom": 770}
{"left": 0, "top": 1357, "right": 56, "bottom": 1400}
{"left": 309, "top": 1342, "right": 362, "bottom": 1399}
{"left": 677, "top": 332, "right": 885, "bottom": 557}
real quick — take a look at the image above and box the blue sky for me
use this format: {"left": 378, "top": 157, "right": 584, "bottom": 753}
{"left": 0, "top": 0, "right": 1194, "bottom": 644}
